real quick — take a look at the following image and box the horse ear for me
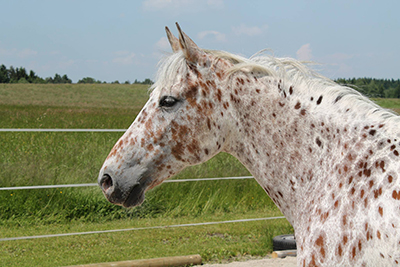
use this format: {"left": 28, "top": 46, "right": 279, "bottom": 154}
{"left": 175, "top": 22, "right": 203, "bottom": 64}
{"left": 165, "top": 26, "right": 180, "bottom": 52}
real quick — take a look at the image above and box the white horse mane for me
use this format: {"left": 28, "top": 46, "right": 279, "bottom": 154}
{"left": 152, "top": 49, "right": 398, "bottom": 123}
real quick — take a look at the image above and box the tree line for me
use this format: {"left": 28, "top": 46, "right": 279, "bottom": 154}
{"left": 336, "top": 77, "right": 400, "bottom": 98}
{"left": 0, "top": 64, "right": 153, "bottom": 85}
{"left": 1, "top": 64, "right": 400, "bottom": 97}
{"left": 0, "top": 64, "right": 72, "bottom": 84}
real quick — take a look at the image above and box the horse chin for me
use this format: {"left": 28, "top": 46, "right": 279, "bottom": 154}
{"left": 122, "top": 183, "right": 146, "bottom": 208}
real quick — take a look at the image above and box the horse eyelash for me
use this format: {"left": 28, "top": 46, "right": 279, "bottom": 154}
{"left": 159, "top": 96, "right": 180, "bottom": 108}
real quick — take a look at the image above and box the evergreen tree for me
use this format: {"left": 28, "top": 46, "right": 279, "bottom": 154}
{"left": 8, "top": 66, "right": 17, "bottom": 83}
{"left": 28, "top": 70, "right": 37, "bottom": 83}
{"left": 53, "top": 73, "right": 63, "bottom": 83}
{"left": 78, "top": 77, "right": 100, "bottom": 84}
{"left": 377, "top": 85, "right": 385, "bottom": 98}
{"left": 142, "top": 78, "right": 153, "bottom": 85}
{"left": 62, "top": 74, "right": 72, "bottom": 83}
{"left": 0, "top": 64, "right": 9, "bottom": 83}
{"left": 395, "top": 84, "right": 400, "bottom": 99}
{"left": 16, "top": 67, "right": 28, "bottom": 81}
{"left": 45, "top": 77, "right": 54, "bottom": 83}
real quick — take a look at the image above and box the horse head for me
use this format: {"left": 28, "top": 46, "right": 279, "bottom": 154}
{"left": 98, "top": 23, "right": 233, "bottom": 207}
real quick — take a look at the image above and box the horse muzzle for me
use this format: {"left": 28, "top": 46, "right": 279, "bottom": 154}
{"left": 99, "top": 173, "right": 146, "bottom": 208}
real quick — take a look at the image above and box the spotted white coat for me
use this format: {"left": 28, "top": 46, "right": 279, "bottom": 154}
{"left": 99, "top": 23, "right": 400, "bottom": 266}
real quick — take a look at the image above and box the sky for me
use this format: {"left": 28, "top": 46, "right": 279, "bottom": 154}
{"left": 1, "top": 0, "right": 399, "bottom": 83}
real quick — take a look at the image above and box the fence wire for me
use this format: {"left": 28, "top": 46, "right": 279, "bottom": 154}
{"left": 0, "top": 129, "right": 268, "bottom": 243}
{"left": 0, "top": 216, "right": 286, "bottom": 241}
{"left": 0, "top": 128, "right": 127, "bottom": 132}
{"left": 0, "top": 176, "right": 254, "bottom": 191}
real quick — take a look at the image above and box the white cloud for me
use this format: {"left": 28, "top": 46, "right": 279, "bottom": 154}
{"left": 232, "top": 24, "right": 268, "bottom": 36}
{"left": 197, "top": 31, "right": 226, "bottom": 42}
{"left": 325, "top": 52, "right": 354, "bottom": 62}
{"left": 319, "top": 52, "right": 355, "bottom": 77}
{"left": 58, "top": 59, "right": 75, "bottom": 69}
{"left": 155, "top": 37, "right": 171, "bottom": 51}
{"left": 0, "top": 46, "right": 37, "bottom": 58}
{"left": 18, "top": 48, "right": 38, "bottom": 58}
{"left": 112, "top": 51, "right": 136, "bottom": 65}
{"left": 142, "top": 0, "right": 195, "bottom": 10}
{"left": 296, "top": 43, "right": 313, "bottom": 61}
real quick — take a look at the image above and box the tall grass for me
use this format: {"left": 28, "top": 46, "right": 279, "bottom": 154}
{"left": 0, "top": 84, "right": 277, "bottom": 227}
{"left": 2, "top": 84, "right": 398, "bottom": 266}
{"left": 1, "top": 85, "right": 399, "bottom": 227}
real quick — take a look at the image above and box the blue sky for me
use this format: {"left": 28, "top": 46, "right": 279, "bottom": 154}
{"left": 1, "top": 0, "right": 399, "bottom": 83}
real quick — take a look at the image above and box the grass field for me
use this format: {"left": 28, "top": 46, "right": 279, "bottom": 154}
{"left": 1, "top": 84, "right": 399, "bottom": 266}
{"left": 0, "top": 84, "right": 287, "bottom": 266}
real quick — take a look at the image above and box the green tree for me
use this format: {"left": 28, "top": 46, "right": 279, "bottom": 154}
{"left": 78, "top": 77, "right": 100, "bottom": 84}
{"left": 395, "top": 84, "right": 400, "bottom": 99}
{"left": 8, "top": 66, "right": 17, "bottom": 83}
{"left": 61, "top": 74, "right": 72, "bottom": 83}
{"left": 18, "top": 77, "right": 29, "bottom": 83}
{"left": 53, "top": 73, "right": 63, "bottom": 83}
{"left": 0, "top": 64, "right": 9, "bottom": 83}
{"left": 45, "top": 77, "right": 54, "bottom": 83}
{"left": 377, "top": 85, "right": 385, "bottom": 98}
{"left": 28, "top": 70, "right": 37, "bottom": 83}
{"left": 16, "top": 67, "right": 28, "bottom": 81}
{"left": 142, "top": 78, "right": 153, "bottom": 85}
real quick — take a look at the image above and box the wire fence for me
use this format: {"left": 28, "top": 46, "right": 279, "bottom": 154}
{"left": 0, "top": 128, "right": 284, "bottom": 243}
{"left": 0, "top": 128, "right": 127, "bottom": 132}
{"left": 0, "top": 216, "right": 286, "bottom": 242}
{"left": 0, "top": 176, "right": 254, "bottom": 191}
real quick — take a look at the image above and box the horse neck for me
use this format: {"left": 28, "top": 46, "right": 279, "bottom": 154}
{"left": 222, "top": 72, "right": 389, "bottom": 224}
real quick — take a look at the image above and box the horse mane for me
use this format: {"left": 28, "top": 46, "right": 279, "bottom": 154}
{"left": 152, "top": 49, "right": 398, "bottom": 122}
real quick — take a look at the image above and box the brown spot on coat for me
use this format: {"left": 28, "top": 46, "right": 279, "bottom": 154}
{"left": 316, "top": 95, "right": 323, "bottom": 105}
{"left": 378, "top": 206, "right": 383, "bottom": 217}
{"left": 216, "top": 89, "right": 222, "bottom": 102}
{"left": 392, "top": 190, "right": 400, "bottom": 200}
{"left": 369, "top": 129, "right": 376, "bottom": 136}
{"left": 374, "top": 187, "right": 383, "bottom": 198}
{"left": 316, "top": 137, "right": 322, "bottom": 147}
{"left": 343, "top": 235, "right": 348, "bottom": 245}
{"left": 315, "top": 235, "right": 326, "bottom": 258}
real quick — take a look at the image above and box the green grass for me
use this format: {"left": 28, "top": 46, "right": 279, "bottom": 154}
{"left": 2, "top": 84, "right": 399, "bottom": 266}
{"left": 0, "top": 83, "right": 149, "bottom": 129}
{"left": 372, "top": 98, "right": 400, "bottom": 114}
{"left": 1, "top": 215, "right": 293, "bottom": 267}
{"left": 0, "top": 83, "right": 150, "bottom": 109}
{"left": 0, "top": 84, "right": 286, "bottom": 266}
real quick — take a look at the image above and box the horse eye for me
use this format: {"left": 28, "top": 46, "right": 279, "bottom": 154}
{"left": 159, "top": 96, "right": 178, "bottom": 108}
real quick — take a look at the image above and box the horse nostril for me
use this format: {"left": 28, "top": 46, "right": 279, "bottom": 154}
{"left": 100, "top": 174, "right": 113, "bottom": 192}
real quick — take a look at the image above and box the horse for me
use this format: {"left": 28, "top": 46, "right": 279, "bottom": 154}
{"left": 98, "top": 23, "right": 400, "bottom": 266}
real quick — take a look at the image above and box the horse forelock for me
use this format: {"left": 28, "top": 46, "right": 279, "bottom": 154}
{"left": 151, "top": 49, "right": 398, "bottom": 123}
{"left": 150, "top": 51, "right": 187, "bottom": 95}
